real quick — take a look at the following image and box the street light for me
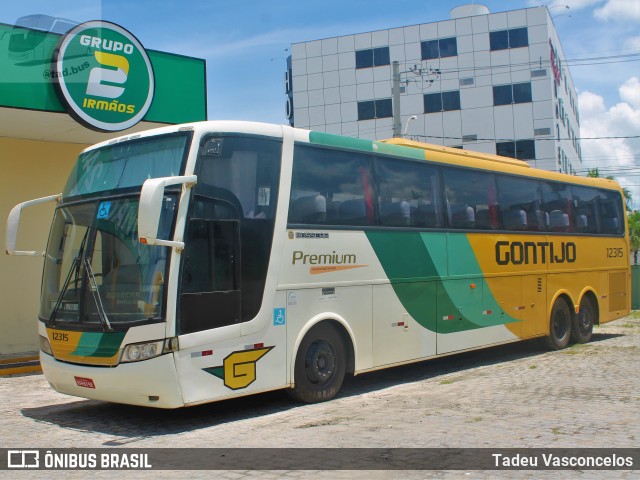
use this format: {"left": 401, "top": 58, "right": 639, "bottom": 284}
{"left": 403, "top": 115, "right": 418, "bottom": 137}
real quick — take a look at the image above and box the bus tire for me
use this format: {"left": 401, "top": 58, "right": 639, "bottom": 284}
{"left": 544, "top": 298, "right": 572, "bottom": 350}
{"left": 572, "top": 296, "right": 595, "bottom": 344}
{"left": 289, "top": 322, "right": 346, "bottom": 403}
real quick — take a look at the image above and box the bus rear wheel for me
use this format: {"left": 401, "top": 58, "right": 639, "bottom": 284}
{"left": 572, "top": 296, "right": 595, "bottom": 344}
{"left": 289, "top": 323, "right": 346, "bottom": 403}
{"left": 545, "top": 298, "right": 572, "bottom": 350}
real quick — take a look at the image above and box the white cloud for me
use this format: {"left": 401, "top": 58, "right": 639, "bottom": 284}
{"left": 619, "top": 77, "right": 640, "bottom": 108}
{"left": 527, "top": 0, "right": 603, "bottom": 10}
{"left": 579, "top": 80, "right": 640, "bottom": 207}
{"left": 594, "top": 0, "right": 640, "bottom": 21}
{"left": 624, "top": 36, "right": 640, "bottom": 49}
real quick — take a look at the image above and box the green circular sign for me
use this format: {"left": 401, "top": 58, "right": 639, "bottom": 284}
{"left": 53, "top": 20, "right": 155, "bottom": 132}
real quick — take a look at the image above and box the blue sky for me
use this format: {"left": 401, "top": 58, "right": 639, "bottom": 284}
{"left": 2, "top": 0, "right": 639, "bottom": 201}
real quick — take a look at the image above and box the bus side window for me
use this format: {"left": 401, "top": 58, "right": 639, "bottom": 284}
{"left": 496, "top": 175, "right": 544, "bottom": 231}
{"left": 541, "top": 181, "right": 573, "bottom": 233}
{"left": 571, "top": 186, "right": 599, "bottom": 234}
{"left": 375, "top": 157, "right": 442, "bottom": 228}
{"left": 599, "top": 189, "right": 624, "bottom": 235}
{"left": 442, "top": 167, "right": 497, "bottom": 230}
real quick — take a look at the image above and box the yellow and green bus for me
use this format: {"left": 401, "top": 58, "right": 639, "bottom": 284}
{"left": 6, "top": 121, "right": 630, "bottom": 407}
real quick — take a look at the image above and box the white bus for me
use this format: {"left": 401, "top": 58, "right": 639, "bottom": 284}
{"left": 6, "top": 121, "right": 629, "bottom": 408}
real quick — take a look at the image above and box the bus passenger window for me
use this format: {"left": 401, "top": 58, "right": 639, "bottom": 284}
{"left": 375, "top": 157, "right": 442, "bottom": 228}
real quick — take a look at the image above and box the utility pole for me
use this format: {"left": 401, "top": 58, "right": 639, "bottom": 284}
{"left": 392, "top": 61, "right": 402, "bottom": 138}
{"left": 391, "top": 60, "right": 439, "bottom": 138}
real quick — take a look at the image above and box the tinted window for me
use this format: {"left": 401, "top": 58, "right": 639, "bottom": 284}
{"left": 443, "top": 168, "right": 499, "bottom": 230}
{"left": 572, "top": 186, "right": 599, "bottom": 234}
{"left": 542, "top": 182, "right": 573, "bottom": 232}
{"left": 439, "top": 37, "right": 458, "bottom": 58}
{"left": 180, "top": 135, "right": 282, "bottom": 333}
{"left": 490, "top": 28, "right": 528, "bottom": 50}
{"left": 509, "top": 27, "right": 528, "bottom": 48}
{"left": 490, "top": 30, "right": 509, "bottom": 51}
{"left": 357, "top": 101, "right": 376, "bottom": 120}
{"left": 424, "top": 91, "right": 460, "bottom": 113}
{"left": 375, "top": 98, "right": 393, "bottom": 118}
{"left": 493, "top": 85, "right": 512, "bottom": 106}
{"left": 515, "top": 140, "right": 535, "bottom": 160}
{"left": 376, "top": 158, "right": 443, "bottom": 228}
{"left": 442, "top": 91, "right": 461, "bottom": 111}
{"left": 355, "top": 47, "right": 390, "bottom": 68}
{"left": 513, "top": 82, "right": 532, "bottom": 103}
{"left": 289, "top": 145, "right": 375, "bottom": 226}
{"left": 496, "top": 141, "right": 516, "bottom": 158}
{"left": 357, "top": 99, "right": 392, "bottom": 120}
{"left": 499, "top": 140, "right": 536, "bottom": 160}
{"left": 494, "top": 83, "right": 532, "bottom": 105}
{"left": 421, "top": 39, "right": 439, "bottom": 60}
{"left": 421, "top": 37, "right": 457, "bottom": 59}
{"left": 497, "top": 176, "right": 544, "bottom": 231}
{"left": 599, "top": 189, "right": 624, "bottom": 235}
{"left": 424, "top": 92, "right": 442, "bottom": 113}
{"left": 373, "top": 46, "right": 390, "bottom": 66}
{"left": 355, "top": 49, "right": 374, "bottom": 69}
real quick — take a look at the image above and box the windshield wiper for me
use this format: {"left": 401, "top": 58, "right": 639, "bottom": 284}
{"left": 47, "top": 255, "right": 79, "bottom": 328}
{"left": 84, "top": 257, "right": 113, "bottom": 331}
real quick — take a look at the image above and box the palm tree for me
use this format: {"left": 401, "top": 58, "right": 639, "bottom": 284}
{"left": 628, "top": 211, "right": 640, "bottom": 265}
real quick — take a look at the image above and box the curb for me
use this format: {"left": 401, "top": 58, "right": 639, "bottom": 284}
{"left": 0, "top": 355, "right": 41, "bottom": 376}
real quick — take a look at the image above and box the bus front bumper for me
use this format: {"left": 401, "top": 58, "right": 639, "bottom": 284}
{"left": 40, "top": 352, "right": 185, "bottom": 408}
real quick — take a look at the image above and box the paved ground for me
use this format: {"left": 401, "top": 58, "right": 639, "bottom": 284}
{"left": 1, "top": 315, "right": 639, "bottom": 479}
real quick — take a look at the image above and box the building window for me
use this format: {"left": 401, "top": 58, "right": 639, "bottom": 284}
{"left": 493, "top": 82, "right": 532, "bottom": 105}
{"left": 358, "top": 98, "right": 393, "bottom": 120}
{"left": 424, "top": 91, "right": 461, "bottom": 113}
{"left": 496, "top": 139, "right": 536, "bottom": 160}
{"left": 421, "top": 37, "right": 457, "bottom": 60}
{"left": 355, "top": 47, "right": 390, "bottom": 69}
{"left": 490, "top": 27, "right": 528, "bottom": 51}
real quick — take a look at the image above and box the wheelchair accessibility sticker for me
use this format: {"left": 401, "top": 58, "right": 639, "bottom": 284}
{"left": 273, "top": 308, "right": 286, "bottom": 326}
{"left": 97, "top": 202, "right": 112, "bottom": 219}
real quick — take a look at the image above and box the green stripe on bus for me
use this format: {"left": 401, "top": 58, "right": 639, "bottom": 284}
{"left": 71, "top": 331, "right": 126, "bottom": 358}
{"left": 309, "top": 131, "right": 375, "bottom": 152}
{"left": 308, "top": 131, "right": 426, "bottom": 161}
{"left": 366, "top": 231, "right": 518, "bottom": 333}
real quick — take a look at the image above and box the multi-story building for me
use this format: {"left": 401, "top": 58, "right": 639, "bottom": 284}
{"left": 285, "top": 4, "right": 582, "bottom": 174}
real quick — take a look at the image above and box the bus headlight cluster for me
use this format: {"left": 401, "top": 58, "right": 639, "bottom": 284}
{"left": 39, "top": 335, "right": 53, "bottom": 356}
{"left": 120, "top": 338, "right": 178, "bottom": 363}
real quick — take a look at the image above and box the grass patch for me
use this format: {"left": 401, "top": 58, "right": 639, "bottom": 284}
{"left": 440, "top": 379, "right": 454, "bottom": 385}
{"left": 465, "top": 417, "right": 483, "bottom": 423}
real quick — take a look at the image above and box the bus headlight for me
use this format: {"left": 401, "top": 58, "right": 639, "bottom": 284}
{"left": 39, "top": 335, "right": 53, "bottom": 356}
{"left": 120, "top": 338, "right": 178, "bottom": 363}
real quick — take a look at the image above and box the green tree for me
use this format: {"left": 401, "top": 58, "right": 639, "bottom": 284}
{"left": 587, "top": 168, "right": 633, "bottom": 211}
{"left": 628, "top": 211, "right": 640, "bottom": 265}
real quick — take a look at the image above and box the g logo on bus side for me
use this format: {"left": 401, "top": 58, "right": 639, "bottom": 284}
{"left": 203, "top": 347, "right": 273, "bottom": 390}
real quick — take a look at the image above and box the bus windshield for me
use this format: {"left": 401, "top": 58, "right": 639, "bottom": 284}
{"left": 40, "top": 195, "right": 177, "bottom": 328}
{"left": 63, "top": 133, "right": 190, "bottom": 198}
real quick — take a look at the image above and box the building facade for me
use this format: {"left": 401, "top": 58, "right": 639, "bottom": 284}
{"left": 286, "top": 5, "right": 582, "bottom": 174}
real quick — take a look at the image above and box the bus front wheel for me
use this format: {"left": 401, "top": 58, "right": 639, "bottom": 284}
{"left": 572, "top": 296, "right": 595, "bottom": 344}
{"left": 545, "top": 298, "right": 572, "bottom": 350}
{"left": 289, "top": 323, "right": 346, "bottom": 403}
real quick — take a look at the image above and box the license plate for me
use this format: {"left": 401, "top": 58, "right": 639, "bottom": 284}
{"left": 74, "top": 376, "right": 96, "bottom": 389}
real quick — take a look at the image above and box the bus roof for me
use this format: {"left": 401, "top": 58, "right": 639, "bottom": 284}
{"left": 380, "top": 137, "right": 531, "bottom": 168}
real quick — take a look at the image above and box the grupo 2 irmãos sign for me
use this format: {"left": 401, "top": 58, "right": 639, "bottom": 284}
{"left": 52, "top": 20, "right": 154, "bottom": 132}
